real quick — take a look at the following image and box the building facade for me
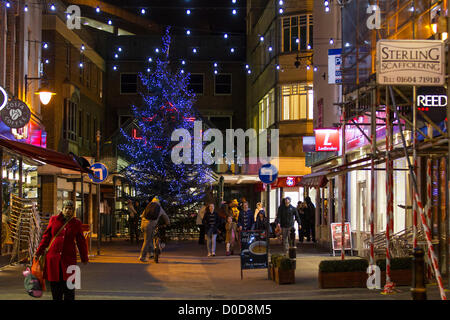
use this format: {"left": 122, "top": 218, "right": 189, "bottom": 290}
{"left": 246, "top": 0, "right": 314, "bottom": 221}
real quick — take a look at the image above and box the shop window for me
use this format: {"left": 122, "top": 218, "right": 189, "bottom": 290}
{"left": 281, "top": 14, "right": 313, "bottom": 52}
{"left": 214, "top": 74, "right": 232, "bottom": 95}
{"left": 120, "top": 73, "right": 138, "bottom": 94}
{"left": 188, "top": 74, "right": 204, "bottom": 95}
{"left": 63, "top": 99, "right": 77, "bottom": 141}
{"left": 281, "top": 84, "right": 313, "bottom": 121}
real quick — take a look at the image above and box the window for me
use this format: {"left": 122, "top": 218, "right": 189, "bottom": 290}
{"left": 98, "top": 70, "right": 103, "bottom": 99}
{"left": 86, "top": 62, "right": 91, "bottom": 88}
{"left": 79, "top": 54, "right": 84, "bottom": 84}
{"left": 258, "top": 89, "right": 275, "bottom": 130}
{"left": 86, "top": 113, "right": 91, "bottom": 142}
{"left": 78, "top": 110, "right": 83, "bottom": 138}
{"left": 120, "top": 73, "right": 138, "bottom": 94}
{"left": 281, "top": 84, "right": 313, "bottom": 121}
{"left": 188, "top": 74, "right": 204, "bottom": 95}
{"left": 214, "top": 74, "right": 232, "bottom": 95}
{"left": 63, "top": 99, "right": 77, "bottom": 141}
{"left": 93, "top": 117, "right": 97, "bottom": 142}
{"left": 282, "top": 14, "right": 313, "bottom": 52}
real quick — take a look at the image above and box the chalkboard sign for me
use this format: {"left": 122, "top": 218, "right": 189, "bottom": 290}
{"left": 240, "top": 230, "right": 268, "bottom": 278}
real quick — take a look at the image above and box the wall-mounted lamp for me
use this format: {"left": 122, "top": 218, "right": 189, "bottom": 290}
{"left": 25, "top": 75, "right": 56, "bottom": 105}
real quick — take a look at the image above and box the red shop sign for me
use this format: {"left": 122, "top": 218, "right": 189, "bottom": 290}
{"left": 314, "top": 128, "right": 340, "bottom": 152}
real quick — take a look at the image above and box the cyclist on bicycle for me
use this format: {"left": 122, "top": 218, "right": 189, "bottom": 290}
{"left": 139, "top": 197, "right": 170, "bottom": 262}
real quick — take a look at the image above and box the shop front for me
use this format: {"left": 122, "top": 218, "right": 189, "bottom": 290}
{"left": 0, "top": 138, "right": 91, "bottom": 258}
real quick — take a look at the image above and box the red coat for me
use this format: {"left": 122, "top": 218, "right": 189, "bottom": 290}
{"left": 36, "top": 213, "right": 88, "bottom": 282}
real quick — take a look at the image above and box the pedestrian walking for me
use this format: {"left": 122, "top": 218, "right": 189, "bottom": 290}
{"left": 139, "top": 197, "right": 170, "bottom": 262}
{"left": 230, "top": 199, "right": 240, "bottom": 222}
{"left": 275, "top": 197, "right": 300, "bottom": 254}
{"left": 304, "top": 196, "right": 316, "bottom": 242}
{"left": 238, "top": 201, "right": 254, "bottom": 232}
{"left": 254, "top": 202, "right": 265, "bottom": 222}
{"left": 252, "top": 210, "right": 270, "bottom": 232}
{"left": 297, "top": 201, "right": 306, "bottom": 244}
{"left": 35, "top": 200, "right": 88, "bottom": 301}
{"left": 127, "top": 199, "right": 139, "bottom": 244}
{"left": 225, "top": 215, "right": 238, "bottom": 256}
{"left": 202, "top": 203, "right": 222, "bottom": 257}
{"left": 196, "top": 202, "right": 207, "bottom": 245}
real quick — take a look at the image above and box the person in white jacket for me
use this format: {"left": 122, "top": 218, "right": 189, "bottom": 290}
{"left": 196, "top": 203, "right": 207, "bottom": 244}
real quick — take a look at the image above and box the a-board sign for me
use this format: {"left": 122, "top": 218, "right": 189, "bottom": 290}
{"left": 330, "top": 222, "right": 352, "bottom": 255}
{"left": 240, "top": 230, "right": 268, "bottom": 271}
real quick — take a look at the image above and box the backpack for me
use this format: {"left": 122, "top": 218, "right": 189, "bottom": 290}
{"left": 23, "top": 268, "right": 43, "bottom": 298}
{"left": 144, "top": 202, "right": 161, "bottom": 220}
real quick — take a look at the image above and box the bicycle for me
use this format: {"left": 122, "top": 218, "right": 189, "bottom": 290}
{"left": 153, "top": 225, "right": 166, "bottom": 263}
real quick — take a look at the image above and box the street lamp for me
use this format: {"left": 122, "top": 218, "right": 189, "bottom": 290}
{"left": 25, "top": 75, "right": 55, "bottom": 105}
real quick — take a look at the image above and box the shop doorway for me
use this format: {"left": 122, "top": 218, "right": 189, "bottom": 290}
{"left": 356, "top": 181, "right": 368, "bottom": 255}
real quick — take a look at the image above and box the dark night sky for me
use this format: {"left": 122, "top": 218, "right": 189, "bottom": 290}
{"left": 100, "top": 0, "right": 247, "bottom": 35}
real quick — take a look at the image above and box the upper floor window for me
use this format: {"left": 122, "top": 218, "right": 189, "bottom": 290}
{"left": 214, "top": 74, "right": 232, "bottom": 95}
{"left": 281, "top": 83, "right": 313, "bottom": 121}
{"left": 120, "top": 73, "right": 138, "bottom": 94}
{"left": 188, "top": 74, "right": 204, "bottom": 95}
{"left": 282, "top": 14, "right": 313, "bottom": 52}
{"left": 63, "top": 99, "right": 77, "bottom": 141}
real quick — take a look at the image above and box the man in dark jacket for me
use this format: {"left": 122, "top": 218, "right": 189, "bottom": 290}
{"left": 304, "top": 196, "right": 316, "bottom": 242}
{"left": 275, "top": 197, "right": 300, "bottom": 253}
{"left": 238, "top": 201, "right": 253, "bottom": 231}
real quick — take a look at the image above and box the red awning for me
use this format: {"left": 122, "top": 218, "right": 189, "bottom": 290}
{"left": 298, "top": 171, "right": 329, "bottom": 188}
{"left": 0, "top": 138, "right": 91, "bottom": 173}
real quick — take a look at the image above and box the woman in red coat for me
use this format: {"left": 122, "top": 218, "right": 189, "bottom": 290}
{"left": 35, "top": 200, "right": 88, "bottom": 300}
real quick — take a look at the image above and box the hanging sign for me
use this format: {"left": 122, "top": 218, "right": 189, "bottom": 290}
{"left": 314, "top": 128, "right": 340, "bottom": 152}
{"left": 1, "top": 99, "right": 31, "bottom": 128}
{"left": 416, "top": 86, "right": 447, "bottom": 124}
{"left": 0, "top": 86, "right": 7, "bottom": 111}
{"left": 328, "top": 49, "right": 342, "bottom": 84}
{"left": 376, "top": 40, "right": 445, "bottom": 86}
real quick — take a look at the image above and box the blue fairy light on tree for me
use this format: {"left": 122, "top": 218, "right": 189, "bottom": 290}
{"left": 118, "top": 27, "right": 213, "bottom": 222}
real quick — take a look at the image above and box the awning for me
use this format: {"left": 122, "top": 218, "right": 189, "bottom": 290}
{"left": 298, "top": 171, "right": 329, "bottom": 188}
{"left": 0, "top": 138, "right": 91, "bottom": 173}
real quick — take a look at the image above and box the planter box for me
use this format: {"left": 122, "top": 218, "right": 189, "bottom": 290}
{"left": 318, "top": 271, "right": 366, "bottom": 289}
{"left": 275, "top": 267, "right": 295, "bottom": 284}
{"left": 268, "top": 264, "right": 275, "bottom": 281}
{"left": 381, "top": 269, "right": 412, "bottom": 286}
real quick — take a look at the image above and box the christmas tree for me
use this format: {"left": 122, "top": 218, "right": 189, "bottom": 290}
{"left": 119, "top": 27, "right": 213, "bottom": 225}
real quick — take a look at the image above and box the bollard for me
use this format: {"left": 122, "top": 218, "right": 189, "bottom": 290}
{"left": 288, "top": 246, "right": 297, "bottom": 259}
{"left": 411, "top": 247, "right": 427, "bottom": 300}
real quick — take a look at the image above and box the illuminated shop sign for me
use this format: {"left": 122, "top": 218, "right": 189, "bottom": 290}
{"left": 0, "top": 86, "right": 7, "bottom": 110}
{"left": 416, "top": 86, "right": 447, "bottom": 123}
{"left": 314, "top": 128, "right": 340, "bottom": 152}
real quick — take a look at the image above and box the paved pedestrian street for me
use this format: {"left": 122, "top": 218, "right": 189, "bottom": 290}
{"left": 0, "top": 240, "right": 444, "bottom": 300}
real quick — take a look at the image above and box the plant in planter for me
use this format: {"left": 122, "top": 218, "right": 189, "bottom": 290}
{"left": 376, "top": 257, "right": 412, "bottom": 286}
{"left": 269, "top": 254, "right": 283, "bottom": 281}
{"left": 318, "top": 259, "right": 369, "bottom": 289}
{"left": 274, "top": 256, "right": 296, "bottom": 285}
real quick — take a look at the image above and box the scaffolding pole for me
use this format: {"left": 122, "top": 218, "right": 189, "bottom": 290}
{"left": 383, "top": 90, "right": 395, "bottom": 294}
{"left": 388, "top": 86, "right": 447, "bottom": 300}
{"left": 369, "top": 89, "right": 376, "bottom": 266}
{"left": 425, "top": 158, "right": 435, "bottom": 281}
